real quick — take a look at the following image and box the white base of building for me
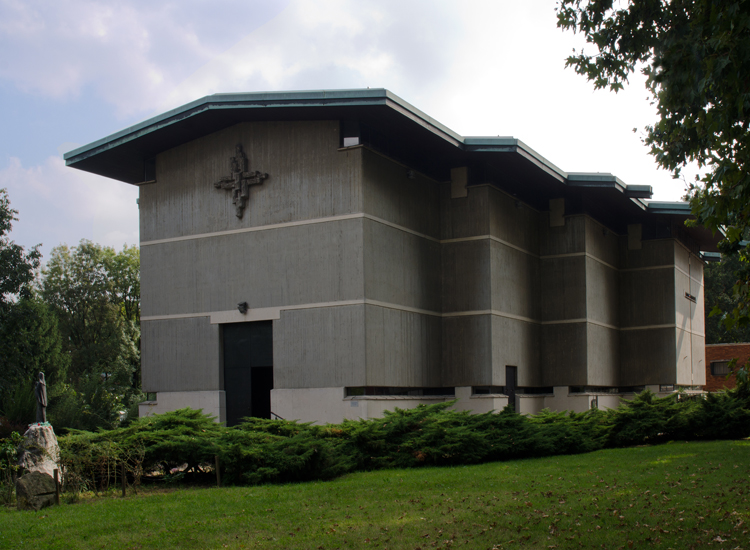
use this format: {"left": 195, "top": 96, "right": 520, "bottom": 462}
{"left": 138, "top": 391, "right": 226, "bottom": 423}
{"left": 139, "top": 385, "right": 677, "bottom": 425}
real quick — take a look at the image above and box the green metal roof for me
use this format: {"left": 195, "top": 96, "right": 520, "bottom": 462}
{"left": 64, "top": 88, "right": 645, "bottom": 197}
{"left": 64, "top": 88, "right": 719, "bottom": 250}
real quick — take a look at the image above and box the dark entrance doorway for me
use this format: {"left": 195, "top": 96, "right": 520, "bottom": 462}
{"left": 505, "top": 366, "right": 518, "bottom": 412}
{"left": 223, "top": 321, "right": 273, "bottom": 426}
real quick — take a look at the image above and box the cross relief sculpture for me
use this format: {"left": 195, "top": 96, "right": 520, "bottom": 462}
{"left": 212, "top": 144, "right": 268, "bottom": 219}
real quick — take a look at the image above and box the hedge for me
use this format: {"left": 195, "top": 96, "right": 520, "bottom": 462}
{"left": 7, "top": 386, "right": 748, "bottom": 495}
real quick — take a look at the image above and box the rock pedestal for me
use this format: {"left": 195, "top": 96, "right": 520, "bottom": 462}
{"left": 16, "top": 423, "right": 61, "bottom": 510}
{"left": 17, "top": 422, "right": 60, "bottom": 478}
{"left": 16, "top": 471, "right": 56, "bottom": 511}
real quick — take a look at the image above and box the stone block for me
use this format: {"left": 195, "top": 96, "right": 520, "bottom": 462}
{"left": 18, "top": 423, "right": 60, "bottom": 479}
{"left": 16, "top": 471, "right": 56, "bottom": 511}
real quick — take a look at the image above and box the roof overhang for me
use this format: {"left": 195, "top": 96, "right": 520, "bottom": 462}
{"left": 64, "top": 88, "right": 721, "bottom": 252}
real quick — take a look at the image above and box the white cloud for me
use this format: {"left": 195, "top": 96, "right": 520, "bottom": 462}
{"left": 0, "top": 0, "right": 291, "bottom": 118}
{"left": 1, "top": 0, "right": 691, "bottom": 269}
{"left": 0, "top": 156, "right": 139, "bottom": 260}
{"left": 154, "top": 0, "right": 688, "bottom": 200}
{"left": 156, "top": 0, "right": 460, "bottom": 113}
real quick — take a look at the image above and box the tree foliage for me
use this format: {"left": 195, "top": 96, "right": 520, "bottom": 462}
{"left": 0, "top": 189, "right": 40, "bottom": 310}
{"left": 704, "top": 254, "right": 750, "bottom": 343}
{"left": 42, "top": 241, "right": 141, "bottom": 430}
{"left": 0, "top": 189, "right": 60, "bottom": 423}
{"left": 557, "top": 0, "right": 750, "bottom": 380}
{"left": 0, "top": 296, "right": 68, "bottom": 425}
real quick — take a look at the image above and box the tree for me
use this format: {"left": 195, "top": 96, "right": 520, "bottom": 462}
{"left": 0, "top": 189, "right": 41, "bottom": 310}
{"left": 0, "top": 188, "right": 51, "bottom": 424}
{"left": 557, "top": 0, "right": 750, "bottom": 382}
{"left": 704, "top": 255, "right": 750, "bottom": 344}
{"left": 0, "top": 296, "right": 69, "bottom": 426}
{"left": 42, "top": 241, "right": 141, "bottom": 430}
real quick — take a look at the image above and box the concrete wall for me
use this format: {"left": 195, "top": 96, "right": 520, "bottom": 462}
{"left": 141, "top": 317, "right": 220, "bottom": 392}
{"left": 271, "top": 387, "right": 452, "bottom": 425}
{"left": 140, "top": 120, "right": 362, "bottom": 242}
{"left": 139, "top": 391, "right": 225, "bottom": 423}
{"left": 584, "top": 217, "right": 620, "bottom": 385}
{"left": 360, "top": 149, "right": 442, "bottom": 389}
{"left": 441, "top": 185, "right": 542, "bottom": 388}
{"left": 364, "top": 305, "right": 442, "bottom": 387}
{"left": 618, "top": 238, "right": 705, "bottom": 387}
{"left": 141, "top": 218, "right": 365, "bottom": 317}
{"left": 540, "top": 215, "right": 588, "bottom": 386}
{"left": 138, "top": 121, "right": 708, "bottom": 423}
{"left": 442, "top": 315, "right": 492, "bottom": 386}
{"left": 274, "top": 305, "right": 367, "bottom": 389}
{"left": 140, "top": 121, "right": 367, "bottom": 397}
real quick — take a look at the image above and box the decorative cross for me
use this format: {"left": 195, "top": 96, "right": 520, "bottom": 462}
{"left": 212, "top": 144, "right": 268, "bottom": 219}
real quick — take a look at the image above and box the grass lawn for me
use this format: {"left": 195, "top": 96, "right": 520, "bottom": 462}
{"left": 1, "top": 440, "right": 748, "bottom": 550}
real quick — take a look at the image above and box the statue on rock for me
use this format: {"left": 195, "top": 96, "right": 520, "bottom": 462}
{"left": 16, "top": 372, "right": 61, "bottom": 510}
{"left": 34, "top": 372, "right": 47, "bottom": 424}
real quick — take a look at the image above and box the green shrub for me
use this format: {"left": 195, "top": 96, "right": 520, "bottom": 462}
{"left": 690, "top": 390, "right": 750, "bottom": 440}
{"left": 605, "top": 390, "right": 684, "bottom": 446}
{"left": 218, "top": 427, "right": 352, "bottom": 485}
{"left": 0, "top": 431, "right": 23, "bottom": 504}
{"left": 119, "top": 408, "right": 223, "bottom": 474}
{"left": 54, "top": 386, "right": 750, "bottom": 494}
{"left": 58, "top": 430, "right": 123, "bottom": 494}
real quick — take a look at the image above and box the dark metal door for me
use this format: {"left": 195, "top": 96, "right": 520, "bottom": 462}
{"left": 223, "top": 321, "right": 273, "bottom": 426}
{"left": 505, "top": 366, "right": 518, "bottom": 412}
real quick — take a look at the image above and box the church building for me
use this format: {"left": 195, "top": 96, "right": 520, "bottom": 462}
{"left": 65, "top": 89, "right": 718, "bottom": 425}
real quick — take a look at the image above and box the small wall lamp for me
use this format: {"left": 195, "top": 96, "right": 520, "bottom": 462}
{"left": 237, "top": 302, "right": 249, "bottom": 314}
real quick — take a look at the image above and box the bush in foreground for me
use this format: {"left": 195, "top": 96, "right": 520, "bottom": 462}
{"left": 19, "top": 385, "right": 749, "bottom": 496}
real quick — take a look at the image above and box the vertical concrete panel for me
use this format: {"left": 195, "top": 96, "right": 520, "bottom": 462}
{"left": 675, "top": 269, "right": 693, "bottom": 332}
{"left": 361, "top": 149, "right": 440, "bottom": 237}
{"left": 490, "top": 316, "right": 541, "bottom": 386}
{"left": 141, "top": 120, "right": 363, "bottom": 242}
{"left": 364, "top": 305, "right": 441, "bottom": 387}
{"left": 540, "top": 323, "right": 588, "bottom": 386}
{"left": 273, "top": 305, "right": 366, "bottom": 389}
{"left": 363, "top": 220, "right": 441, "bottom": 311}
{"left": 442, "top": 315, "right": 492, "bottom": 386}
{"left": 584, "top": 217, "right": 620, "bottom": 268}
{"left": 690, "top": 256, "right": 705, "bottom": 337}
{"left": 586, "top": 324, "right": 619, "bottom": 386}
{"left": 540, "top": 256, "right": 587, "bottom": 322}
{"left": 619, "top": 328, "right": 676, "bottom": 385}
{"left": 692, "top": 335, "right": 706, "bottom": 385}
{"left": 675, "top": 327, "right": 693, "bottom": 385}
{"left": 674, "top": 241, "right": 691, "bottom": 274}
{"left": 585, "top": 258, "right": 618, "bottom": 327}
{"left": 141, "top": 218, "right": 364, "bottom": 317}
{"left": 620, "top": 239, "right": 674, "bottom": 269}
{"left": 487, "top": 188, "right": 539, "bottom": 253}
{"left": 490, "top": 242, "right": 540, "bottom": 321}
{"left": 539, "top": 215, "right": 586, "bottom": 256}
{"left": 141, "top": 317, "right": 220, "bottom": 392}
{"left": 442, "top": 240, "right": 491, "bottom": 313}
{"left": 440, "top": 185, "right": 490, "bottom": 240}
{"left": 619, "top": 268, "right": 676, "bottom": 328}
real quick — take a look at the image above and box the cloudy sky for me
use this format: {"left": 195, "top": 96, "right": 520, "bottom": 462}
{"left": 0, "top": 0, "right": 693, "bottom": 261}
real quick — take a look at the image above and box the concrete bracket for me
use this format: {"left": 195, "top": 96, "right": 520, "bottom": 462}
{"left": 549, "top": 198, "right": 565, "bottom": 227}
{"left": 628, "top": 223, "right": 642, "bottom": 250}
{"left": 450, "top": 167, "right": 468, "bottom": 198}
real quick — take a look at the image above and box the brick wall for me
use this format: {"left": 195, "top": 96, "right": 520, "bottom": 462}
{"left": 704, "top": 343, "right": 750, "bottom": 392}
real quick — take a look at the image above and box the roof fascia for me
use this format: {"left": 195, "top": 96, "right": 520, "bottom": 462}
{"left": 645, "top": 201, "right": 692, "bottom": 215}
{"left": 64, "top": 89, "right": 466, "bottom": 166}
